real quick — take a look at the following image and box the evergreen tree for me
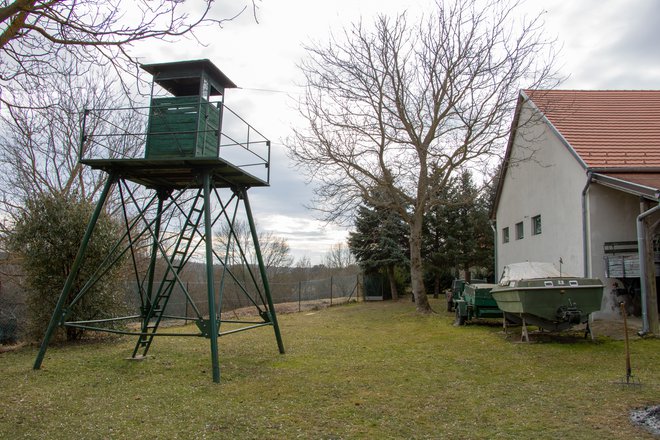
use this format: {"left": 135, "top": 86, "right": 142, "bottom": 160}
{"left": 424, "top": 170, "right": 495, "bottom": 297}
{"left": 423, "top": 181, "right": 459, "bottom": 298}
{"left": 349, "top": 203, "right": 408, "bottom": 300}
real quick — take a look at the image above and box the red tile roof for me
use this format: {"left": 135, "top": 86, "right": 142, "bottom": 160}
{"left": 524, "top": 90, "right": 660, "bottom": 168}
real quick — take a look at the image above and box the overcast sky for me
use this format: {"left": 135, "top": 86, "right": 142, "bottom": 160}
{"left": 135, "top": 0, "right": 660, "bottom": 264}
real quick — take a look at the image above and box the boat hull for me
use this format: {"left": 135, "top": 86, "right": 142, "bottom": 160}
{"left": 491, "top": 277, "right": 603, "bottom": 329}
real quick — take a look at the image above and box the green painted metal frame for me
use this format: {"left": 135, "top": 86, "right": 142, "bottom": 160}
{"left": 33, "top": 173, "right": 118, "bottom": 370}
{"left": 33, "top": 172, "right": 285, "bottom": 383}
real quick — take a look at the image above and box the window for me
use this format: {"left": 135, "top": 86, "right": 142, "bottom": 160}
{"left": 532, "top": 215, "right": 542, "bottom": 235}
{"left": 515, "top": 221, "right": 524, "bottom": 240}
{"left": 502, "top": 227, "right": 510, "bottom": 243}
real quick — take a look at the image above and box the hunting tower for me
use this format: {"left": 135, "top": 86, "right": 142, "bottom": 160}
{"left": 33, "top": 59, "right": 284, "bottom": 383}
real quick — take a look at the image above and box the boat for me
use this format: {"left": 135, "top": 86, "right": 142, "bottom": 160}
{"left": 490, "top": 262, "right": 604, "bottom": 338}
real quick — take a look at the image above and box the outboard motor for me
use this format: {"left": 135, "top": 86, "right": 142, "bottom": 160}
{"left": 556, "top": 300, "right": 582, "bottom": 324}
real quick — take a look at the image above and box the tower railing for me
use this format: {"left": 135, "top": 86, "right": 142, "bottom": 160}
{"left": 78, "top": 100, "right": 271, "bottom": 184}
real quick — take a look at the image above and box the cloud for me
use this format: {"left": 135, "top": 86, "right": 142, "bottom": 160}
{"left": 256, "top": 214, "right": 350, "bottom": 263}
{"left": 129, "top": 0, "right": 660, "bottom": 264}
{"left": 539, "top": 0, "right": 660, "bottom": 89}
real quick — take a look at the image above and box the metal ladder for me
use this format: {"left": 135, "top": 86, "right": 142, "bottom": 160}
{"left": 132, "top": 194, "right": 206, "bottom": 357}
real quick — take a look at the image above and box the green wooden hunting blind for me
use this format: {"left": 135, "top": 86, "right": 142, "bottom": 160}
{"left": 142, "top": 60, "right": 236, "bottom": 159}
{"left": 33, "top": 59, "right": 281, "bottom": 383}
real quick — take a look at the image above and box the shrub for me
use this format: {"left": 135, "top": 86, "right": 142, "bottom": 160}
{"left": 8, "top": 192, "right": 126, "bottom": 341}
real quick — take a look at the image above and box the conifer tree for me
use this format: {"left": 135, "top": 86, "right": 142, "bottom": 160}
{"left": 349, "top": 202, "right": 408, "bottom": 300}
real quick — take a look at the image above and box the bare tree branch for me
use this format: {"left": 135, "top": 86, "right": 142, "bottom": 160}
{"left": 0, "top": 0, "right": 255, "bottom": 110}
{"left": 0, "top": 65, "right": 144, "bottom": 221}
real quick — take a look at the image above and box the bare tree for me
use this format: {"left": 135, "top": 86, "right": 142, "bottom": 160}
{"left": 324, "top": 242, "right": 355, "bottom": 271}
{"left": 261, "top": 233, "right": 295, "bottom": 275}
{"left": 295, "top": 256, "right": 312, "bottom": 270}
{"left": 215, "top": 220, "right": 294, "bottom": 275}
{"left": 0, "top": 0, "right": 253, "bottom": 108}
{"left": 289, "top": 0, "right": 560, "bottom": 313}
{"left": 0, "top": 68, "right": 143, "bottom": 218}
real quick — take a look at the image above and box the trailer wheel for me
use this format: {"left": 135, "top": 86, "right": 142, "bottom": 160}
{"left": 455, "top": 307, "right": 466, "bottom": 326}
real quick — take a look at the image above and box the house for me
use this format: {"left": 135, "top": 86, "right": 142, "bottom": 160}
{"left": 492, "top": 90, "right": 660, "bottom": 334}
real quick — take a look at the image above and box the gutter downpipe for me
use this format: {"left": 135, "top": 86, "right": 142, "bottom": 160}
{"left": 637, "top": 200, "right": 660, "bottom": 335}
{"left": 489, "top": 220, "right": 497, "bottom": 282}
{"left": 581, "top": 172, "right": 593, "bottom": 277}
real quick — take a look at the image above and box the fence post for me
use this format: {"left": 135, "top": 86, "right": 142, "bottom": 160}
{"left": 185, "top": 282, "right": 189, "bottom": 324}
{"left": 330, "top": 276, "right": 333, "bottom": 306}
{"left": 298, "top": 281, "right": 301, "bottom": 313}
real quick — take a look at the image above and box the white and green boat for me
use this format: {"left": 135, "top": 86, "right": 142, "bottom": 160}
{"left": 491, "top": 262, "right": 604, "bottom": 333}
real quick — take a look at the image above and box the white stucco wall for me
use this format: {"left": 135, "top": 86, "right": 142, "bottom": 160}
{"left": 587, "top": 184, "right": 642, "bottom": 280}
{"left": 586, "top": 184, "right": 647, "bottom": 315}
{"left": 495, "top": 100, "right": 587, "bottom": 277}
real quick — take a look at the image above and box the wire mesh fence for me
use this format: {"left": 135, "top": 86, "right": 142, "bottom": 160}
{"left": 1, "top": 272, "right": 362, "bottom": 343}
{"left": 270, "top": 274, "right": 361, "bottom": 312}
{"left": 0, "top": 298, "right": 23, "bottom": 344}
{"left": 159, "top": 273, "right": 361, "bottom": 319}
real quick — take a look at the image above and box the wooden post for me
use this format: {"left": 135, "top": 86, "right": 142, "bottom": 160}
{"left": 521, "top": 318, "right": 529, "bottom": 343}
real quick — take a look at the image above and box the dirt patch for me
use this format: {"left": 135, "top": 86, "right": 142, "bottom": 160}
{"left": 0, "top": 342, "right": 25, "bottom": 354}
{"left": 227, "top": 297, "right": 356, "bottom": 319}
{"left": 590, "top": 316, "right": 643, "bottom": 341}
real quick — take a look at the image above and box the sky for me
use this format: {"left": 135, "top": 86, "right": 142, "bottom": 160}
{"left": 134, "top": 0, "right": 660, "bottom": 264}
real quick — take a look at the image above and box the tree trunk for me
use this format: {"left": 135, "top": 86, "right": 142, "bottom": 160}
{"left": 409, "top": 216, "right": 432, "bottom": 313}
{"left": 433, "top": 276, "right": 440, "bottom": 299}
{"left": 386, "top": 264, "right": 399, "bottom": 300}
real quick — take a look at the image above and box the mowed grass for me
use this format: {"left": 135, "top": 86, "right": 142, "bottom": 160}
{"left": 1, "top": 297, "right": 658, "bottom": 439}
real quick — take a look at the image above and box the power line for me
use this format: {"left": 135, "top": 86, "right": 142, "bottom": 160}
{"left": 237, "top": 86, "right": 291, "bottom": 94}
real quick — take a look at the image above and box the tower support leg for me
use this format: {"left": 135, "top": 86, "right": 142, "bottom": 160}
{"left": 34, "top": 173, "right": 117, "bottom": 369}
{"left": 203, "top": 171, "right": 221, "bottom": 383}
{"left": 242, "top": 189, "right": 285, "bottom": 354}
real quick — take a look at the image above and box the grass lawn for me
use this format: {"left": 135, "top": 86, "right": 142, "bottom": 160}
{"left": 1, "top": 297, "right": 658, "bottom": 439}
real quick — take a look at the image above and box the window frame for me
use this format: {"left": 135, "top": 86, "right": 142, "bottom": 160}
{"left": 515, "top": 221, "right": 524, "bottom": 240}
{"left": 532, "top": 215, "right": 542, "bottom": 236}
{"left": 502, "top": 227, "right": 510, "bottom": 243}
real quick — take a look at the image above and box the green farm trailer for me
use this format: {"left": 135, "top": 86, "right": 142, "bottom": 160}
{"left": 453, "top": 282, "right": 502, "bottom": 325}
